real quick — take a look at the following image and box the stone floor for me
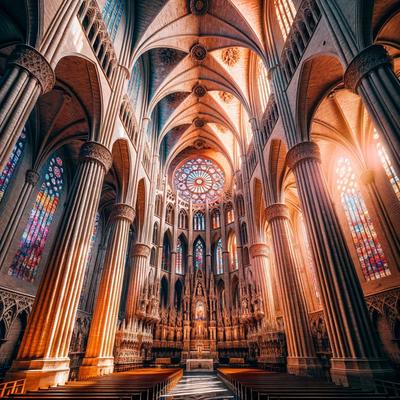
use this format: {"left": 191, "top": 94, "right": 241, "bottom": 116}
{"left": 161, "top": 372, "right": 236, "bottom": 399}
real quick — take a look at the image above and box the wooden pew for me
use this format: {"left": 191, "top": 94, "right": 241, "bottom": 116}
{"left": 10, "top": 368, "right": 183, "bottom": 400}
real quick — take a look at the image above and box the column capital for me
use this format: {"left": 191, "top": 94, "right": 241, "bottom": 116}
{"left": 109, "top": 203, "right": 135, "bottom": 223}
{"left": 344, "top": 44, "right": 392, "bottom": 92}
{"left": 265, "top": 203, "right": 289, "bottom": 222}
{"left": 9, "top": 45, "right": 55, "bottom": 94}
{"left": 286, "top": 141, "right": 321, "bottom": 169}
{"left": 79, "top": 141, "right": 112, "bottom": 172}
{"left": 249, "top": 243, "right": 269, "bottom": 258}
{"left": 133, "top": 243, "right": 151, "bottom": 257}
{"left": 25, "top": 169, "right": 39, "bottom": 185}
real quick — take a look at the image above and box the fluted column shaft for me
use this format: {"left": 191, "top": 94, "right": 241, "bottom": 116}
{"left": 0, "top": 170, "right": 39, "bottom": 268}
{"left": 79, "top": 203, "right": 134, "bottom": 378}
{"left": 265, "top": 204, "right": 320, "bottom": 376}
{"left": 125, "top": 243, "right": 151, "bottom": 322}
{"left": 7, "top": 141, "right": 112, "bottom": 390}
{"left": 287, "top": 141, "right": 393, "bottom": 386}
{"left": 249, "top": 244, "right": 276, "bottom": 328}
{"left": 0, "top": 0, "right": 82, "bottom": 172}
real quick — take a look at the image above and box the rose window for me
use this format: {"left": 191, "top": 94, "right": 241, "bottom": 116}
{"left": 174, "top": 158, "right": 225, "bottom": 204}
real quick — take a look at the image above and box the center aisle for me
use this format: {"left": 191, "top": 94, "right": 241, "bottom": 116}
{"left": 162, "top": 371, "right": 237, "bottom": 400}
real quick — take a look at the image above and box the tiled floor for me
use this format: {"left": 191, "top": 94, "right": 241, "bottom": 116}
{"left": 162, "top": 372, "right": 236, "bottom": 399}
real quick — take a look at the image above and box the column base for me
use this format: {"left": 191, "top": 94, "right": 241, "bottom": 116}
{"left": 6, "top": 358, "right": 70, "bottom": 391}
{"left": 287, "top": 356, "right": 322, "bottom": 377}
{"left": 330, "top": 357, "right": 395, "bottom": 389}
{"left": 79, "top": 356, "right": 114, "bottom": 379}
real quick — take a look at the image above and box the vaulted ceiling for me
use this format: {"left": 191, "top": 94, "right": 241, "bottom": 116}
{"left": 130, "top": 0, "right": 267, "bottom": 198}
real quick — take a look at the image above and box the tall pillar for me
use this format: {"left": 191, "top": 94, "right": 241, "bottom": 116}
{"left": 125, "top": 243, "right": 151, "bottom": 322}
{"left": 0, "top": 169, "right": 39, "bottom": 267}
{"left": 79, "top": 203, "right": 134, "bottom": 379}
{"left": 249, "top": 244, "right": 276, "bottom": 328}
{"left": 265, "top": 203, "right": 320, "bottom": 377}
{"left": 287, "top": 141, "right": 394, "bottom": 387}
{"left": 6, "top": 141, "right": 112, "bottom": 390}
{"left": 344, "top": 45, "right": 400, "bottom": 170}
{"left": 0, "top": 46, "right": 55, "bottom": 172}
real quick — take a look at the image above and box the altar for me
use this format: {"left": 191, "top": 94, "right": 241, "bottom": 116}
{"left": 186, "top": 359, "right": 214, "bottom": 371}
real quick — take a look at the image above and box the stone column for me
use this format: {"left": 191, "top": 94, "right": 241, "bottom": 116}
{"left": 125, "top": 243, "right": 151, "bottom": 322}
{"left": 0, "top": 46, "right": 55, "bottom": 172}
{"left": 0, "top": 170, "right": 39, "bottom": 268}
{"left": 265, "top": 203, "right": 320, "bottom": 377}
{"left": 286, "top": 141, "right": 394, "bottom": 387}
{"left": 79, "top": 203, "right": 134, "bottom": 379}
{"left": 6, "top": 141, "right": 112, "bottom": 390}
{"left": 344, "top": 45, "right": 400, "bottom": 170}
{"left": 249, "top": 244, "right": 276, "bottom": 328}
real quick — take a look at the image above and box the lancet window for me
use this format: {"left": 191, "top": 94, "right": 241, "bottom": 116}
{"left": 336, "top": 157, "right": 390, "bottom": 281}
{"left": 0, "top": 128, "right": 26, "bottom": 204}
{"left": 274, "top": 0, "right": 296, "bottom": 40}
{"left": 162, "top": 234, "right": 171, "bottom": 272}
{"left": 215, "top": 238, "right": 223, "bottom": 275}
{"left": 228, "top": 233, "right": 239, "bottom": 271}
{"left": 102, "top": 0, "right": 125, "bottom": 41}
{"left": 178, "top": 209, "right": 188, "bottom": 229}
{"left": 176, "top": 237, "right": 185, "bottom": 275}
{"left": 211, "top": 209, "right": 221, "bottom": 229}
{"left": 373, "top": 129, "right": 400, "bottom": 201}
{"left": 225, "top": 203, "right": 234, "bottom": 224}
{"left": 194, "top": 238, "right": 205, "bottom": 270}
{"left": 193, "top": 211, "right": 205, "bottom": 230}
{"left": 8, "top": 155, "right": 65, "bottom": 282}
{"left": 257, "top": 58, "right": 271, "bottom": 112}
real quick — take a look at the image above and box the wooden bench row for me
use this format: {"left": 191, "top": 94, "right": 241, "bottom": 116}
{"left": 9, "top": 368, "right": 183, "bottom": 400}
{"left": 217, "top": 368, "right": 394, "bottom": 400}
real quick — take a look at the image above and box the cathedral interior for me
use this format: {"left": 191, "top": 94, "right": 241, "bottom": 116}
{"left": 0, "top": 0, "right": 400, "bottom": 398}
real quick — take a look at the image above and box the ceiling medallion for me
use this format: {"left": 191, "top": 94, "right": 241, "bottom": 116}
{"left": 221, "top": 47, "right": 240, "bottom": 67}
{"left": 190, "top": 0, "right": 209, "bottom": 15}
{"left": 219, "top": 91, "right": 233, "bottom": 103}
{"left": 193, "top": 118, "right": 206, "bottom": 128}
{"left": 159, "top": 48, "right": 177, "bottom": 65}
{"left": 190, "top": 44, "right": 207, "bottom": 62}
{"left": 193, "top": 84, "right": 207, "bottom": 97}
{"left": 194, "top": 139, "right": 205, "bottom": 149}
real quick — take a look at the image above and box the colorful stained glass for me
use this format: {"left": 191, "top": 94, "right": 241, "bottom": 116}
{"left": 174, "top": 158, "right": 225, "bottom": 204}
{"left": 162, "top": 235, "right": 171, "bottom": 271}
{"left": 176, "top": 238, "right": 184, "bottom": 275}
{"left": 211, "top": 209, "right": 221, "bottom": 229}
{"left": 229, "top": 234, "right": 238, "bottom": 271}
{"left": 9, "top": 156, "right": 65, "bottom": 282}
{"left": 215, "top": 238, "right": 223, "bottom": 274}
{"left": 336, "top": 157, "right": 390, "bottom": 281}
{"left": 0, "top": 128, "right": 26, "bottom": 203}
{"left": 102, "top": 0, "right": 124, "bottom": 41}
{"left": 373, "top": 129, "right": 400, "bottom": 201}
{"left": 194, "top": 238, "right": 205, "bottom": 270}
{"left": 193, "top": 211, "right": 205, "bottom": 231}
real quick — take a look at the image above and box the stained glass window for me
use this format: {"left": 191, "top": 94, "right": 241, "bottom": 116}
{"left": 215, "top": 238, "right": 223, "bottom": 274}
{"left": 274, "top": 0, "right": 296, "bottom": 40}
{"left": 193, "top": 211, "right": 205, "bottom": 230}
{"left": 258, "top": 58, "right": 271, "bottom": 111}
{"left": 194, "top": 238, "right": 205, "bottom": 270}
{"left": 336, "top": 157, "right": 390, "bottom": 281}
{"left": 127, "top": 61, "right": 142, "bottom": 110}
{"left": 225, "top": 203, "right": 234, "bottom": 224}
{"left": 9, "top": 156, "right": 65, "bottom": 282}
{"left": 174, "top": 158, "right": 225, "bottom": 204}
{"left": 102, "top": 0, "right": 125, "bottom": 41}
{"left": 176, "top": 238, "right": 184, "bottom": 275}
{"left": 162, "top": 234, "right": 171, "bottom": 271}
{"left": 373, "top": 129, "right": 400, "bottom": 201}
{"left": 0, "top": 128, "right": 26, "bottom": 204}
{"left": 228, "top": 234, "right": 238, "bottom": 271}
{"left": 211, "top": 209, "right": 221, "bottom": 229}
